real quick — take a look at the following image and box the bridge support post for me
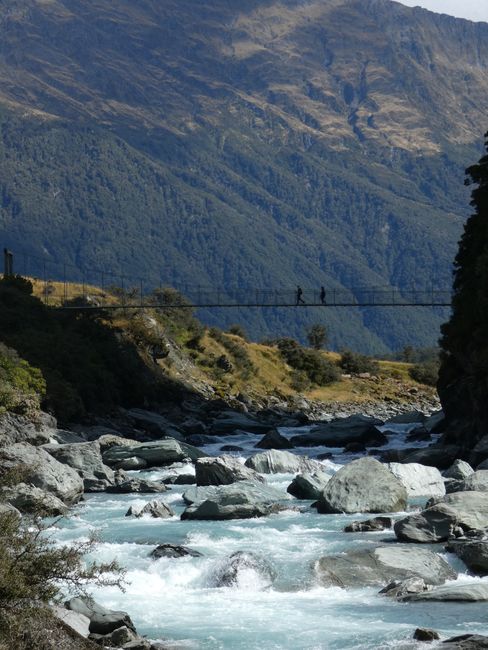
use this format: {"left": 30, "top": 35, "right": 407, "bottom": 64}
{"left": 3, "top": 248, "right": 13, "bottom": 277}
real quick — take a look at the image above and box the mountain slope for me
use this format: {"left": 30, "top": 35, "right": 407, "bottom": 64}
{"left": 1, "top": 0, "right": 487, "bottom": 351}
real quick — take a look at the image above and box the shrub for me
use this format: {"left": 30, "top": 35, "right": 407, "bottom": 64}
{"left": 227, "top": 324, "right": 248, "bottom": 340}
{"left": 339, "top": 349, "right": 379, "bottom": 375}
{"left": 277, "top": 338, "right": 340, "bottom": 386}
{"left": 306, "top": 324, "right": 328, "bottom": 350}
{"left": 0, "top": 344, "right": 46, "bottom": 415}
{"left": 409, "top": 360, "right": 440, "bottom": 386}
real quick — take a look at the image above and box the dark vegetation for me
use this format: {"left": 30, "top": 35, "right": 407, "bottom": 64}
{"left": 439, "top": 132, "right": 488, "bottom": 445}
{"left": 276, "top": 338, "right": 340, "bottom": 387}
{"left": 339, "top": 349, "right": 379, "bottom": 375}
{"left": 0, "top": 277, "right": 165, "bottom": 422}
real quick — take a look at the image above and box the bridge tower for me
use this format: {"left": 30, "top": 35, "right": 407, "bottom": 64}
{"left": 3, "top": 248, "right": 13, "bottom": 277}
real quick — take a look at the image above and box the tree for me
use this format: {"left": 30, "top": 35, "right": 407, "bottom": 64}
{"left": 438, "top": 132, "right": 488, "bottom": 446}
{"left": 306, "top": 324, "right": 328, "bottom": 350}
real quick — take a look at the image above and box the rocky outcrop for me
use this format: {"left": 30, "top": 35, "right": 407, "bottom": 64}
{"left": 0, "top": 443, "right": 83, "bottom": 505}
{"left": 244, "top": 449, "right": 322, "bottom": 474}
{"left": 209, "top": 412, "right": 271, "bottom": 435}
{"left": 0, "top": 411, "right": 57, "bottom": 446}
{"left": 314, "top": 546, "right": 456, "bottom": 588}
{"left": 444, "top": 460, "right": 474, "bottom": 480}
{"left": 125, "top": 500, "right": 174, "bottom": 518}
{"left": 208, "top": 551, "right": 275, "bottom": 588}
{"left": 122, "top": 408, "right": 186, "bottom": 441}
{"left": 102, "top": 439, "right": 204, "bottom": 469}
{"left": 2, "top": 483, "right": 68, "bottom": 515}
{"left": 287, "top": 471, "right": 331, "bottom": 499}
{"left": 43, "top": 441, "right": 114, "bottom": 492}
{"left": 181, "top": 480, "right": 288, "bottom": 520}
{"left": 343, "top": 516, "right": 392, "bottom": 533}
{"left": 404, "top": 583, "right": 488, "bottom": 602}
{"left": 446, "top": 536, "right": 488, "bottom": 576}
{"left": 387, "top": 462, "right": 445, "bottom": 497}
{"left": 399, "top": 445, "right": 460, "bottom": 470}
{"left": 316, "top": 457, "right": 407, "bottom": 514}
{"left": 394, "top": 492, "right": 488, "bottom": 543}
{"left": 149, "top": 544, "right": 203, "bottom": 559}
{"left": 255, "top": 430, "right": 294, "bottom": 449}
{"left": 106, "top": 478, "right": 168, "bottom": 493}
{"left": 459, "top": 471, "right": 488, "bottom": 493}
{"left": 195, "top": 455, "right": 264, "bottom": 486}
{"left": 65, "top": 597, "right": 136, "bottom": 636}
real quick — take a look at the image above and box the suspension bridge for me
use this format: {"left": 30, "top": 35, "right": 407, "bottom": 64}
{"left": 2, "top": 248, "right": 452, "bottom": 309}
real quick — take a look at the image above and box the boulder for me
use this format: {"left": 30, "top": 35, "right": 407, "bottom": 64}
{"left": 460, "top": 471, "right": 488, "bottom": 492}
{"left": 245, "top": 449, "right": 322, "bottom": 474}
{"left": 400, "top": 445, "right": 461, "bottom": 470}
{"left": 123, "top": 408, "right": 185, "bottom": 441}
{"left": 287, "top": 471, "right": 331, "bottom": 500}
{"left": 317, "top": 457, "right": 407, "bottom": 514}
{"left": 344, "top": 516, "right": 392, "bottom": 533}
{"left": 413, "top": 628, "right": 440, "bottom": 642}
{"left": 379, "top": 578, "right": 429, "bottom": 599}
{"left": 195, "top": 455, "right": 264, "bottom": 486}
{"left": 106, "top": 478, "right": 168, "bottom": 493}
{"left": 404, "top": 583, "right": 488, "bottom": 602}
{"left": 112, "top": 456, "right": 148, "bottom": 470}
{"left": 163, "top": 474, "right": 196, "bottom": 485}
{"left": 441, "top": 635, "right": 488, "bottom": 649}
{"left": 394, "top": 492, "right": 488, "bottom": 543}
{"left": 0, "top": 443, "right": 83, "bottom": 505}
{"left": 65, "top": 597, "right": 136, "bottom": 635}
{"left": 384, "top": 411, "right": 425, "bottom": 425}
{"left": 470, "top": 435, "right": 488, "bottom": 467}
{"left": 0, "top": 502, "right": 21, "bottom": 518}
{"left": 181, "top": 480, "right": 288, "bottom": 520}
{"left": 149, "top": 544, "right": 203, "bottom": 559}
{"left": 102, "top": 439, "right": 204, "bottom": 468}
{"left": 208, "top": 551, "right": 275, "bottom": 588}
{"left": 255, "top": 429, "right": 294, "bottom": 450}
{"left": 446, "top": 537, "right": 488, "bottom": 575}
{"left": 314, "top": 545, "right": 456, "bottom": 588}
{"left": 2, "top": 483, "right": 68, "bottom": 516}
{"left": 209, "top": 411, "right": 271, "bottom": 435}
{"left": 387, "top": 462, "right": 445, "bottom": 497}
{"left": 43, "top": 441, "right": 114, "bottom": 491}
{"left": 424, "top": 410, "right": 445, "bottom": 433}
{"left": 444, "top": 459, "right": 474, "bottom": 480}
{"left": 51, "top": 605, "right": 91, "bottom": 638}
{"left": 291, "top": 415, "right": 385, "bottom": 448}
{"left": 109, "top": 626, "right": 139, "bottom": 645}
{"left": 0, "top": 411, "right": 57, "bottom": 446}
{"left": 125, "top": 500, "right": 174, "bottom": 518}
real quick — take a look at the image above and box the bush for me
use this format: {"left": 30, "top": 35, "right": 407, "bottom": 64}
{"left": 339, "top": 349, "right": 379, "bottom": 375}
{"left": 227, "top": 324, "right": 248, "bottom": 340}
{"left": 409, "top": 360, "right": 439, "bottom": 386}
{"left": 306, "top": 324, "right": 328, "bottom": 350}
{"left": 277, "top": 338, "right": 340, "bottom": 386}
{"left": 0, "top": 344, "right": 46, "bottom": 415}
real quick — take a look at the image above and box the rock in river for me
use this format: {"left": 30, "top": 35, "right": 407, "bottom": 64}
{"left": 291, "top": 414, "right": 385, "bottom": 448}
{"left": 208, "top": 551, "right": 275, "bottom": 588}
{"left": 43, "top": 441, "right": 114, "bottom": 492}
{"left": 195, "top": 455, "right": 264, "bottom": 486}
{"left": 125, "top": 500, "right": 174, "bottom": 518}
{"left": 316, "top": 457, "right": 407, "bottom": 514}
{"left": 287, "top": 471, "right": 332, "bottom": 499}
{"left": 245, "top": 449, "right": 322, "bottom": 474}
{"left": 102, "top": 438, "right": 204, "bottom": 468}
{"left": 387, "top": 462, "right": 445, "bottom": 498}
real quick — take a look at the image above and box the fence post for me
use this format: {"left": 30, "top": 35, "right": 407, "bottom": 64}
{"left": 3, "top": 248, "right": 13, "bottom": 277}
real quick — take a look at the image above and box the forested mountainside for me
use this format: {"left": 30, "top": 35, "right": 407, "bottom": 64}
{"left": 0, "top": 0, "right": 487, "bottom": 352}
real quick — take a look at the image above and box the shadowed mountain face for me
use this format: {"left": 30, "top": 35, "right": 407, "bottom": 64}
{"left": 0, "top": 0, "right": 487, "bottom": 352}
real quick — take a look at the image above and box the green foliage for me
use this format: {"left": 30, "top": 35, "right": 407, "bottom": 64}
{"left": 0, "top": 501, "right": 124, "bottom": 648}
{"left": 277, "top": 338, "right": 340, "bottom": 386}
{"left": 306, "top": 324, "right": 328, "bottom": 350}
{"left": 228, "top": 324, "right": 248, "bottom": 340}
{"left": 209, "top": 328, "right": 255, "bottom": 379}
{"left": 0, "top": 343, "right": 45, "bottom": 415}
{"left": 409, "top": 360, "right": 439, "bottom": 386}
{"left": 339, "top": 349, "right": 379, "bottom": 375}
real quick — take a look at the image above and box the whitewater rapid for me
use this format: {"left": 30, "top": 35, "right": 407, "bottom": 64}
{"left": 54, "top": 425, "right": 488, "bottom": 649}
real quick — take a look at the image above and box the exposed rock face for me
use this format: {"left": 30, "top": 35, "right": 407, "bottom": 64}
{"left": 65, "top": 597, "right": 136, "bottom": 636}
{"left": 210, "top": 412, "right": 270, "bottom": 435}
{"left": 314, "top": 546, "right": 456, "bottom": 588}
{"left": 122, "top": 408, "right": 185, "bottom": 441}
{"left": 317, "top": 457, "right": 407, "bottom": 514}
{"left": 149, "top": 544, "right": 203, "bottom": 559}
{"left": 0, "top": 443, "right": 83, "bottom": 505}
{"left": 446, "top": 537, "right": 488, "bottom": 576}
{"left": 287, "top": 471, "right": 331, "bottom": 500}
{"left": 343, "top": 516, "right": 392, "bottom": 533}
{"left": 379, "top": 578, "right": 429, "bottom": 600}
{"left": 387, "top": 462, "right": 445, "bottom": 498}
{"left": 181, "top": 481, "right": 288, "bottom": 520}
{"left": 404, "top": 583, "right": 488, "bottom": 602}
{"left": 460, "top": 471, "right": 488, "bottom": 493}
{"left": 441, "top": 634, "right": 488, "bottom": 649}
{"left": 195, "top": 455, "right": 264, "bottom": 486}
{"left": 102, "top": 439, "right": 204, "bottom": 468}
{"left": 2, "top": 483, "right": 68, "bottom": 516}
{"left": 394, "top": 492, "right": 488, "bottom": 543}
{"left": 43, "top": 441, "right": 114, "bottom": 491}
{"left": 0, "top": 411, "right": 57, "bottom": 446}
{"left": 255, "top": 430, "right": 294, "bottom": 450}
{"left": 399, "top": 445, "right": 460, "bottom": 470}
{"left": 106, "top": 478, "right": 168, "bottom": 493}
{"left": 444, "top": 460, "right": 474, "bottom": 481}
{"left": 245, "top": 450, "right": 322, "bottom": 474}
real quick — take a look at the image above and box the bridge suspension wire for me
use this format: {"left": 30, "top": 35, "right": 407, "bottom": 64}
{"left": 1, "top": 248, "right": 453, "bottom": 309}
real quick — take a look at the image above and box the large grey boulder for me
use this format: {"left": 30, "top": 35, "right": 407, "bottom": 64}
{"left": 394, "top": 492, "right": 488, "bottom": 543}
{"left": 150, "top": 544, "right": 203, "bottom": 559}
{"left": 43, "top": 441, "right": 114, "bottom": 492}
{"left": 287, "top": 471, "right": 332, "bottom": 499}
{"left": 181, "top": 480, "right": 288, "bottom": 520}
{"left": 314, "top": 545, "right": 456, "bottom": 588}
{"left": 387, "top": 462, "right": 445, "bottom": 498}
{"left": 0, "top": 411, "right": 57, "bottom": 446}
{"left": 441, "top": 635, "right": 488, "bottom": 649}
{"left": 444, "top": 459, "right": 474, "bottom": 480}
{"left": 125, "top": 500, "right": 174, "bottom": 518}
{"left": 255, "top": 429, "right": 294, "bottom": 450}
{"left": 404, "top": 583, "right": 488, "bottom": 602}
{"left": 446, "top": 537, "right": 488, "bottom": 576}
{"left": 195, "top": 455, "right": 264, "bottom": 486}
{"left": 245, "top": 449, "right": 322, "bottom": 474}
{"left": 106, "top": 478, "right": 168, "bottom": 493}
{"left": 102, "top": 438, "right": 204, "bottom": 468}
{"left": 0, "top": 443, "right": 83, "bottom": 505}
{"left": 2, "top": 483, "right": 68, "bottom": 516}
{"left": 385, "top": 411, "right": 425, "bottom": 425}
{"left": 65, "top": 597, "right": 136, "bottom": 635}
{"left": 291, "top": 415, "right": 385, "bottom": 448}
{"left": 208, "top": 551, "right": 275, "bottom": 588}
{"left": 460, "top": 471, "right": 488, "bottom": 492}
{"left": 317, "top": 457, "right": 407, "bottom": 514}
{"left": 51, "top": 605, "right": 91, "bottom": 638}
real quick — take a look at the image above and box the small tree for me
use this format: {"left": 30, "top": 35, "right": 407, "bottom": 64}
{"left": 306, "top": 324, "right": 328, "bottom": 350}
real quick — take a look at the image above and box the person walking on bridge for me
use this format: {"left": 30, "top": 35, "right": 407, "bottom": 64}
{"left": 296, "top": 285, "right": 305, "bottom": 305}
{"left": 320, "top": 286, "right": 326, "bottom": 305}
